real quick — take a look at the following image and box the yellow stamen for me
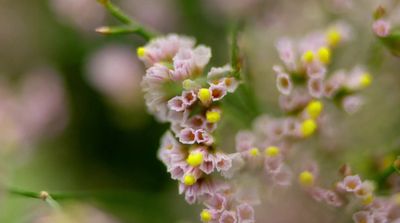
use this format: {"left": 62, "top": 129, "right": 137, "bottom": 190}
{"left": 359, "top": 73, "right": 372, "bottom": 88}
{"left": 198, "top": 88, "right": 211, "bottom": 105}
{"left": 206, "top": 111, "right": 221, "bottom": 123}
{"left": 186, "top": 152, "right": 204, "bottom": 167}
{"left": 137, "top": 47, "right": 146, "bottom": 58}
{"left": 200, "top": 209, "right": 212, "bottom": 222}
{"left": 326, "top": 29, "right": 341, "bottom": 47}
{"left": 306, "top": 100, "right": 323, "bottom": 119}
{"left": 317, "top": 47, "right": 331, "bottom": 64}
{"left": 302, "top": 50, "right": 314, "bottom": 63}
{"left": 299, "top": 171, "right": 314, "bottom": 187}
{"left": 249, "top": 147, "right": 260, "bottom": 157}
{"left": 300, "top": 119, "right": 317, "bottom": 137}
{"left": 264, "top": 146, "right": 280, "bottom": 157}
{"left": 183, "top": 174, "right": 196, "bottom": 186}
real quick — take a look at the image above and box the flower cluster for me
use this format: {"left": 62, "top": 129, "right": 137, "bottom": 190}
{"left": 299, "top": 166, "right": 400, "bottom": 223}
{"left": 138, "top": 34, "right": 253, "bottom": 222}
{"left": 274, "top": 22, "right": 372, "bottom": 114}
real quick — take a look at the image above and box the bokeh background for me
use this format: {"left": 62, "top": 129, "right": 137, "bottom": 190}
{"left": 0, "top": 0, "right": 399, "bottom": 222}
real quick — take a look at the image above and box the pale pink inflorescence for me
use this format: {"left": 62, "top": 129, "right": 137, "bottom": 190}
{"left": 138, "top": 34, "right": 253, "bottom": 222}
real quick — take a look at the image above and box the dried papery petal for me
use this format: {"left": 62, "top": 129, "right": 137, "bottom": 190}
{"left": 215, "top": 152, "right": 233, "bottom": 172}
{"left": 221, "top": 153, "right": 244, "bottom": 178}
{"left": 195, "top": 129, "right": 213, "bottom": 145}
{"left": 204, "top": 193, "right": 227, "bottom": 212}
{"left": 237, "top": 203, "right": 255, "bottom": 223}
{"left": 186, "top": 115, "right": 206, "bottom": 129}
{"left": 200, "top": 153, "right": 216, "bottom": 174}
{"left": 308, "top": 77, "right": 324, "bottom": 98}
{"left": 219, "top": 210, "right": 237, "bottom": 223}
{"left": 193, "top": 45, "right": 212, "bottom": 68}
{"left": 167, "top": 96, "right": 186, "bottom": 112}
{"left": 272, "top": 167, "right": 293, "bottom": 187}
{"left": 306, "top": 62, "right": 326, "bottom": 79}
{"left": 276, "top": 38, "right": 297, "bottom": 71}
{"left": 235, "top": 131, "right": 255, "bottom": 152}
{"left": 179, "top": 128, "right": 196, "bottom": 144}
{"left": 182, "top": 90, "right": 197, "bottom": 106}
{"left": 207, "top": 64, "right": 232, "bottom": 81}
{"left": 264, "top": 156, "right": 283, "bottom": 174}
{"left": 276, "top": 73, "right": 293, "bottom": 95}
{"left": 324, "top": 190, "right": 343, "bottom": 207}
{"left": 210, "top": 85, "right": 227, "bottom": 101}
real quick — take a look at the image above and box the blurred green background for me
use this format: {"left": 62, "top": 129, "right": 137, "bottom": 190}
{"left": 0, "top": 0, "right": 400, "bottom": 222}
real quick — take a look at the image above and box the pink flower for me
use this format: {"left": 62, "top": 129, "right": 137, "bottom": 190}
{"left": 353, "top": 211, "right": 373, "bottom": 223}
{"left": 341, "top": 175, "right": 362, "bottom": 192}
{"left": 236, "top": 203, "right": 255, "bottom": 223}
{"left": 373, "top": 19, "right": 391, "bottom": 37}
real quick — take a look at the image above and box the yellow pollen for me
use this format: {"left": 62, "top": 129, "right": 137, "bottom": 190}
{"left": 317, "top": 47, "right": 331, "bottom": 64}
{"left": 200, "top": 209, "right": 212, "bottom": 222}
{"left": 359, "top": 73, "right": 372, "bottom": 88}
{"left": 206, "top": 111, "right": 221, "bottom": 123}
{"left": 265, "top": 146, "right": 280, "bottom": 157}
{"left": 183, "top": 174, "right": 196, "bottom": 186}
{"left": 137, "top": 47, "right": 146, "bottom": 58}
{"left": 326, "top": 29, "right": 342, "bottom": 47}
{"left": 249, "top": 148, "right": 260, "bottom": 157}
{"left": 306, "top": 100, "right": 323, "bottom": 119}
{"left": 302, "top": 50, "right": 314, "bottom": 63}
{"left": 299, "top": 171, "right": 314, "bottom": 187}
{"left": 186, "top": 152, "right": 204, "bottom": 167}
{"left": 300, "top": 119, "right": 317, "bottom": 137}
{"left": 198, "top": 88, "right": 211, "bottom": 105}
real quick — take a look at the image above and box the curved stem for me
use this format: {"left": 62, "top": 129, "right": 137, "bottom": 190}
{"left": 97, "top": 0, "right": 157, "bottom": 40}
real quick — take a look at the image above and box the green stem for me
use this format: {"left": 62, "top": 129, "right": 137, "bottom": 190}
{"left": 98, "top": 0, "right": 132, "bottom": 24}
{"left": 8, "top": 187, "right": 61, "bottom": 210}
{"left": 96, "top": 25, "right": 154, "bottom": 38}
{"left": 97, "top": 0, "right": 156, "bottom": 40}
